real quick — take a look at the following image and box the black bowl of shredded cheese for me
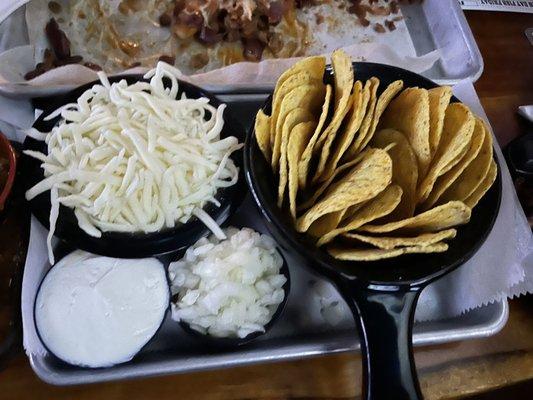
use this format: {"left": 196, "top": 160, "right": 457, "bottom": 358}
{"left": 23, "top": 63, "right": 246, "bottom": 262}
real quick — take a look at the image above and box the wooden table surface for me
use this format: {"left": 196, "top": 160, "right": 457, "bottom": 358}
{"left": 1, "top": 10, "right": 533, "bottom": 400}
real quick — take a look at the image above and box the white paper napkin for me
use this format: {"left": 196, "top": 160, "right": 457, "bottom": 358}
{"left": 415, "top": 81, "right": 533, "bottom": 321}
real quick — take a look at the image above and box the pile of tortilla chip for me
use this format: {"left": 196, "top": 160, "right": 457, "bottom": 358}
{"left": 254, "top": 49, "right": 497, "bottom": 261}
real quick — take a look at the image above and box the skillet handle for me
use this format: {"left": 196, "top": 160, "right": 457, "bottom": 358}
{"left": 340, "top": 282, "right": 423, "bottom": 400}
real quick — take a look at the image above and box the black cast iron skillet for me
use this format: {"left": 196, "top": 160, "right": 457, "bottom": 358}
{"left": 244, "top": 62, "right": 502, "bottom": 400}
{"left": 23, "top": 75, "right": 246, "bottom": 258}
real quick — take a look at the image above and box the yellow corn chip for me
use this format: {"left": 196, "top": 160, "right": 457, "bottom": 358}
{"left": 428, "top": 86, "right": 453, "bottom": 156}
{"left": 317, "top": 184, "right": 403, "bottom": 246}
{"left": 307, "top": 209, "right": 347, "bottom": 238}
{"left": 298, "top": 84, "right": 333, "bottom": 189}
{"left": 254, "top": 109, "right": 271, "bottom": 162}
{"left": 343, "top": 229, "right": 457, "bottom": 250}
{"left": 271, "top": 83, "right": 325, "bottom": 171}
{"left": 372, "top": 129, "right": 418, "bottom": 219}
{"left": 298, "top": 149, "right": 369, "bottom": 212}
{"left": 379, "top": 87, "right": 431, "bottom": 176}
{"left": 464, "top": 160, "right": 497, "bottom": 209}
{"left": 278, "top": 108, "right": 314, "bottom": 207}
{"left": 417, "top": 103, "right": 475, "bottom": 203}
{"left": 422, "top": 118, "right": 485, "bottom": 209}
{"left": 328, "top": 242, "right": 448, "bottom": 261}
{"left": 347, "top": 80, "right": 404, "bottom": 160}
{"left": 359, "top": 201, "right": 471, "bottom": 234}
{"left": 342, "top": 78, "right": 379, "bottom": 161}
{"left": 439, "top": 119, "right": 494, "bottom": 203}
{"left": 270, "top": 71, "right": 321, "bottom": 147}
{"left": 288, "top": 121, "right": 317, "bottom": 218}
{"left": 318, "top": 80, "right": 367, "bottom": 181}
{"left": 312, "top": 50, "right": 354, "bottom": 183}
{"left": 296, "top": 148, "right": 392, "bottom": 232}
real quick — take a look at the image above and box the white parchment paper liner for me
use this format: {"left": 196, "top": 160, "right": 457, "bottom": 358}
{"left": 0, "top": 0, "right": 440, "bottom": 95}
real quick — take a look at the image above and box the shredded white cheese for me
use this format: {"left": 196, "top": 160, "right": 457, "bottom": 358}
{"left": 25, "top": 62, "right": 242, "bottom": 264}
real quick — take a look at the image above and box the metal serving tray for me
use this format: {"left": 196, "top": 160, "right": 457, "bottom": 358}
{"left": 0, "top": 0, "right": 482, "bottom": 99}
{"left": 26, "top": 96, "right": 507, "bottom": 386}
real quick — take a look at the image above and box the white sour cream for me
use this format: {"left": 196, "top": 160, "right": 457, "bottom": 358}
{"left": 35, "top": 250, "right": 169, "bottom": 368}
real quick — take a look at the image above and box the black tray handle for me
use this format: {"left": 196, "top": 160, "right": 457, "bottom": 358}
{"left": 339, "top": 281, "right": 423, "bottom": 400}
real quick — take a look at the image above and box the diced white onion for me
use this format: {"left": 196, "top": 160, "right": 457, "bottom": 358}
{"left": 169, "top": 228, "right": 286, "bottom": 339}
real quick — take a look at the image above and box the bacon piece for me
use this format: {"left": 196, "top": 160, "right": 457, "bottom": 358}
{"left": 45, "top": 18, "right": 71, "bottom": 60}
{"left": 242, "top": 38, "right": 265, "bottom": 61}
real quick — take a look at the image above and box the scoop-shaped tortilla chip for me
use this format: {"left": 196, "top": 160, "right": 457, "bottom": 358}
{"left": 270, "top": 71, "right": 322, "bottom": 146}
{"left": 272, "top": 83, "right": 325, "bottom": 171}
{"left": 298, "top": 84, "right": 333, "bottom": 189}
{"left": 464, "top": 160, "right": 497, "bottom": 209}
{"left": 347, "top": 80, "right": 404, "bottom": 160}
{"left": 288, "top": 121, "right": 317, "bottom": 218}
{"left": 254, "top": 109, "right": 271, "bottom": 162}
{"left": 308, "top": 209, "right": 347, "bottom": 238}
{"left": 379, "top": 87, "right": 431, "bottom": 177}
{"left": 343, "top": 78, "right": 379, "bottom": 161}
{"left": 296, "top": 148, "right": 392, "bottom": 232}
{"left": 328, "top": 242, "right": 448, "bottom": 261}
{"left": 298, "top": 149, "right": 369, "bottom": 212}
{"left": 439, "top": 119, "right": 494, "bottom": 203}
{"left": 312, "top": 50, "right": 355, "bottom": 183}
{"left": 422, "top": 118, "right": 485, "bottom": 209}
{"left": 428, "top": 86, "right": 453, "bottom": 156}
{"left": 343, "top": 229, "right": 457, "bottom": 250}
{"left": 372, "top": 129, "right": 418, "bottom": 219}
{"left": 417, "top": 103, "right": 475, "bottom": 203}
{"left": 278, "top": 107, "right": 314, "bottom": 207}
{"left": 359, "top": 201, "right": 471, "bottom": 234}
{"left": 273, "top": 56, "right": 326, "bottom": 99}
{"left": 316, "top": 184, "right": 403, "bottom": 246}
{"left": 318, "top": 80, "right": 367, "bottom": 181}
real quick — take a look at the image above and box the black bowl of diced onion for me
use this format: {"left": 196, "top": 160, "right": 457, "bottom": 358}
{"left": 22, "top": 70, "right": 247, "bottom": 259}
{"left": 169, "top": 228, "right": 291, "bottom": 349}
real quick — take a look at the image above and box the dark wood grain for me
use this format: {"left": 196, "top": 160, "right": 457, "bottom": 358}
{"left": 0, "top": 10, "right": 532, "bottom": 400}
{"left": 468, "top": 11, "right": 533, "bottom": 146}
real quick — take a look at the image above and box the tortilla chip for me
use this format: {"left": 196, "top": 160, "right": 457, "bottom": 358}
{"left": 271, "top": 56, "right": 325, "bottom": 144}
{"left": 316, "top": 184, "right": 403, "bottom": 246}
{"left": 428, "top": 86, "right": 453, "bottom": 156}
{"left": 318, "top": 80, "right": 367, "bottom": 181}
{"left": 298, "top": 149, "right": 369, "bottom": 212}
{"left": 422, "top": 118, "right": 485, "bottom": 209}
{"left": 274, "top": 56, "right": 326, "bottom": 99}
{"left": 298, "top": 84, "right": 333, "bottom": 189}
{"left": 312, "top": 50, "right": 354, "bottom": 183}
{"left": 328, "top": 242, "right": 448, "bottom": 261}
{"left": 254, "top": 109, "right": 271, "bottom": 162}
{"left": 296, "top": 148, "right": 392, "bottom": 232}
{"left": 379, "top": 87, "right": 431, "bottom": 176}
{"left": 307, "top": 209, "right": 347, "bottom": 238}
{"left": 343, "top": 78, "right": 379, "bottom": 161}
{"left": 464, "top": 160, "right": 497, "bottom": 208}
{"left": 359, "top": 201, "right": 471, "bottom": 234}
{"left": 348, "top": 80, "right": 404, "bottom": 160}
{"left": 288, "top": 121, "right": 317, "bottom": 218}
{"left": 372, "top": 129, "right": 418, "bottom": 219}
{"left": 271, "top": 83, "right": 325, "bottom": 171}
{"left": 277, "top": 108, "right": 314, "bottom": 207}
{"left": 270, "top": 72, "right": 322, "bottom": 146}
{"left": 417, "top": 103, "right": 475, "bottom": 203}
{"left": 344, "top": 229, "right": 457, "bottom": 250}
{"left": 439, "top": 119, "right": 494, "bottom": 203}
